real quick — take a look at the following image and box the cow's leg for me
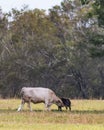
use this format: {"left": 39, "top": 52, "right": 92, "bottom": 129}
{"left": 44, "top": 101, "right": 51, "bottom": 111}
{"left": 27, "top": 101, "right": 32, "bottom": 111}
{"left": 44, "top": 103, "right": 50, "bottom": 111}
{"left": 17, "top": 99, "right": 25, "bottom": 112}
{"left": 58, "top": 106, "right": 62, "bottom": 111}
{"left": 47, "top": 105, "right": 51, "bottom": 111}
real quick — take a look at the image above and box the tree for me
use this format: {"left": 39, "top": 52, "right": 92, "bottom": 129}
{"left": 0, "top": 0, "right": 104, "bottom": 99}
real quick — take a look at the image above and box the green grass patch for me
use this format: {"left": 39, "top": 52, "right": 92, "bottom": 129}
{"left": 0, "top": 99, "right": 104, "bottom": 130}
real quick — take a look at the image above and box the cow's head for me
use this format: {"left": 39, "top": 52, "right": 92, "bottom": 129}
{"left": 56, "top": 98, "right": 64, "bottom": 107}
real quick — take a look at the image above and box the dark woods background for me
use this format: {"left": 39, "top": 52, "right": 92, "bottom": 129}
{"left": 0, "top": 0, "right": 104, "bottom": 99}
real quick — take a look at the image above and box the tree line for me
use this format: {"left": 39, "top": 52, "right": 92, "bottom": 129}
{"left": 0, "top": 0, "right": 104, "bottom": 99}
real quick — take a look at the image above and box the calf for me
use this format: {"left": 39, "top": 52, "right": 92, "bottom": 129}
{"left": 58, "top": 98, "right": 71, "bottom": 111}
{"left": 17, "top": 87, "right": 64, "bottom": 111}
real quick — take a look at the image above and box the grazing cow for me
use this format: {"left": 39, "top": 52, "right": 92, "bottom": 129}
{"left": 58, "top": 98, "right": 71, "bottom": 111}
{"left": 17, "top": 87, "right": 64, "bottom": 111}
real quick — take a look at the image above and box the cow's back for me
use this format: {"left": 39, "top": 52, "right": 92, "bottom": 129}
{"left": 21, "top": 87, "right": 55, "bottom": 103}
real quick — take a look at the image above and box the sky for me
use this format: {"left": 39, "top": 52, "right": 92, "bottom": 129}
{"left": 0, "top": 0, "right": 63, "bottom": 13}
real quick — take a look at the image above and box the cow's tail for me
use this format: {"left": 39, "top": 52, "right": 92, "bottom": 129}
{"left": 20, "top": 87, "right": 25, "bottom": 97}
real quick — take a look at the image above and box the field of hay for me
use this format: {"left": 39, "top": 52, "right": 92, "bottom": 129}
{"left": 0, "top": 99, "right": 104, "bottom": 130}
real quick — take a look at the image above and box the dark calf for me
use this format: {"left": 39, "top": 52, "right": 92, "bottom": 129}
{"left": 58, "top": 98, "right": 71, "bottom": 111}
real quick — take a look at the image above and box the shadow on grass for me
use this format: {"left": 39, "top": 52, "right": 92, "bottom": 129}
{"left": 0, "top": 109, "right": 104, "bottom": 114}
{"left": 51, "top": 109, "right": 104, "bottom": 114}
{"left": 71, "top": 110, "right": 104, "bottom": 114}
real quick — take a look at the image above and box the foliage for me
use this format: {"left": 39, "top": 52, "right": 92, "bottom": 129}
{"left": 0, "top": 0, "right": 104, "bottom": 99}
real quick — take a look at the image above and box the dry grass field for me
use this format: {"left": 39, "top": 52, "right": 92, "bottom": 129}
{"left": 0, "top": 99, "right": 104, "bottom": 130}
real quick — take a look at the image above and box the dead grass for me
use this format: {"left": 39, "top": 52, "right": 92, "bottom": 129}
{"left": 0, "top": 99, "right": 104, "bottom": 130}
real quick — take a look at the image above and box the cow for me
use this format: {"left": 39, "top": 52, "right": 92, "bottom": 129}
{"left": 17, "top": 87, "right": 64, "bottom": 111}
{"left": 58, "top": 98, "right": 71, "bottom": 111}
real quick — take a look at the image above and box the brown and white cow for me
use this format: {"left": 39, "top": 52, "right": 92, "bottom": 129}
{"left": 17, "top": 87, "right": 64, "bottom": 111}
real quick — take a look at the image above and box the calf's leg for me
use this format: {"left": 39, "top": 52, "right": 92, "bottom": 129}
{"left": 69, "top": 106, "right": 71, "bottom": 111}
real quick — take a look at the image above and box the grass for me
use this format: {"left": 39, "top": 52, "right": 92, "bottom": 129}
{"left": 0, "top": 99, "right": 104, "bottom": 130}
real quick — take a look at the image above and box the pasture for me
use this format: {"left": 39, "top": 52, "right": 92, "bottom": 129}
{"left": 0, "top": 99, "right": 104, "bottom": 130}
